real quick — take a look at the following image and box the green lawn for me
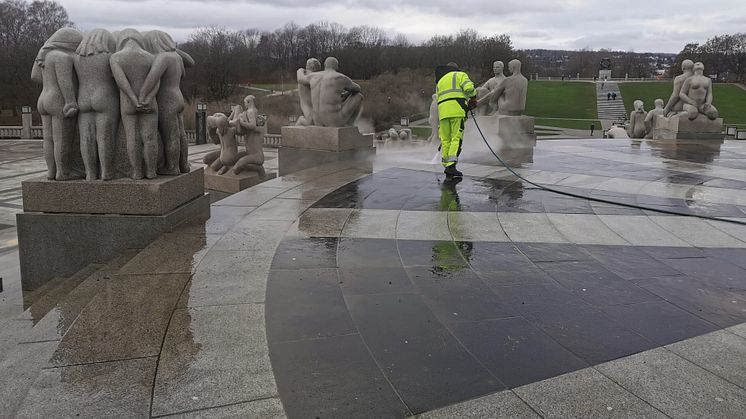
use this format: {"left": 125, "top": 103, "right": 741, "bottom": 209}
{"left": 525, "top": 81, "right": 598, "bottom": 119}
{"left": 410, "top": 126, "right": 432, "bottom": 138}
{"left": 535, "top": 117, "right": 601, "bottom": 131}
{"left": 249, "top": 83, "right": 295, "bottom": 92}
{"left": 618, "top": 82, "right": 746, "bottom": 125}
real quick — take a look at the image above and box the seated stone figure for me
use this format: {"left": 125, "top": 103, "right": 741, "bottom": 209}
{"left": 475, "top": 61, "right": 505, "bottom": 116}
{"left": 296, "top": 58, "right": 321, "bottom": 126}
{"left": 663, "top": 59, "right": 694, "bottom": 116}
{"left": 627, "top": 100, "right": 647, "bottom": 139}
{"left": 233, "top": 95, "right": 266, "bottom": 176}
{"left": 490, "top": 59, "right": 528, "bottom": 116}
{"left": 208, "top": 113, "right": 239, "bottom": 175}
{"left": 679, "top": 62, "right": 719, "bottom": 120}
{"left": 644, "top": 99, "right": 665, "bottom": 136}
{"left": 297, "top": 57, "right": 363, "bottom": 127}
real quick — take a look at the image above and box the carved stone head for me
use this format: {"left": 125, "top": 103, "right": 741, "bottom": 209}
{"left": 116, "top": 28, "right": 145, "bottom": 51}
{"left": 76, "top": 28, "right": 115, "bottom": 56}
{"left": 144, "top": 30, "right": 177, "bottom": 54}
{"left": 493, "top": 61, "right": 504, "bottom": 76}
{"left": 681, "top": 59, "right": 694, "bottom": 72}
{"left": 306, "top": 58, "right": 321, "bottom": 72}
{"left": 324, "top": 57, "right": 339, "bottom": 71}
{"left": 508, "top": 59, "right": 522, "bottom": 75}
{"left": 693, "top": 62, "right": 705, "bottom": 75}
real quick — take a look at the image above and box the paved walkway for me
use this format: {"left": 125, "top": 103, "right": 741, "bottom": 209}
{"left": 596, "top": 81, "right": 627, "bottom": 128}
{"left": 2, "top": 138, "right": 746, "bottom": 417}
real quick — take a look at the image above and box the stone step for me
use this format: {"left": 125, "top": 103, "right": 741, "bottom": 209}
{"left": 18, "top": 264, "right": 103, "bottom": 325}
{"left": 21, "top": 276, "right": 65, "bottom": 310}
{"left": 0, "top": 249, "right": 142, "bottom": 416}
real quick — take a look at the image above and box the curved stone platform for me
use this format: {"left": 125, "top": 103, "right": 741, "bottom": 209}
{"left": 3, "top": 139, "right": 746, "bottom": 417}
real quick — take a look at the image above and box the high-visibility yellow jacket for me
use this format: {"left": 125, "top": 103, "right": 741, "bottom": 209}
{"left": 436, "top": 71, "right": 476, "bottom": 120}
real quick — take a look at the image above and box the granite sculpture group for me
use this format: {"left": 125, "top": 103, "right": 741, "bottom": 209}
{"left": 629, "top": 59, "right": 722, "bottom": 140}
{"left": 203, "top": 95, "right": 267, "bottom": 178}
{"left": 295, "top": 57, "right": 364, "bottom": 127}
{"left": 32, "top": 27, "right": 193, "bottom": 181}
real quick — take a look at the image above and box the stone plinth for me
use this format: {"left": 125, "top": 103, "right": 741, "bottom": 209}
{"left": 461, "top": 115, "right": 536, "bottom": 166}
{"left": 17, "top": 169, "right": 210, "bottom": 290}
{"left": 22, "top": 168, "right": 204, "bottom": 215}
{"left": 651, "top": 114, "right": 724, "bottom": 140}
{"left": 281, "top": 125, "right": 372, "bottom": 151}
{"left": 204, "top": 169, "right": 277, "bottom": 193}
{"left": 278, "top": 126, "right": 375, "bottom": 176}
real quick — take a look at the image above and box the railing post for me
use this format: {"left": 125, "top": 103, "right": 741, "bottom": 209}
{"left": 21, "top": 106, "right": 32, "bottom": 139}
{"left": 195, "top": 102, "right": 207, "bottom": 145}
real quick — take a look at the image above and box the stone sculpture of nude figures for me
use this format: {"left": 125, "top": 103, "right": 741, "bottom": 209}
{"left": 297, "top": 57, "right": 363, "bottom": 127}
{"left": 139, "top": 30, "right": 195, "bottom": 175}
{"left": 644, "top": 99, "right": 665, "bottom": 136}
{"left": 627, "top": 100, "right": 647, "bottom": 139}
{"left": 475, "top": 61, "right": 505, "bottom": 116}
{"left": 209, "top": 113, "right": 239, "bottom": 175}
{"left": 233, "top": 95, "right": 266, "bottom": 176}
{"left": 491, "top": 59, "right": 528, "bottom": 116}
{"left": 74, "top": 28, "right": 119, "bottom": 181}
{"left": 663, "top": 59, "right": 694, "bottom": 116}
{"left": 296, "top": 58, "right": 321, "bottom": 126}
{"left": 679, "top": 62, "right": 719, "bottom": 120}
{"left": 31, "top": 27, "right": 83, "bottom": 180}
{"left": 109, "top": 29, "right": 159, "bottom": 179}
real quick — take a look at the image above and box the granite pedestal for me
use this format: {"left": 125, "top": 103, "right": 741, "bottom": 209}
{"left": 461, "top": 115, "right": 536, "bottom": 166}
{"left": 204, "top": 169, "right": 277, "bottom": 193}
{"left": 17, "top": 168, "right": 210, "bottom": 290}
{"left": 278, "top": 126, "right": 375, "bottom": 176}
{"left": 651, "top": 114, "right": 724, "bottom": 140}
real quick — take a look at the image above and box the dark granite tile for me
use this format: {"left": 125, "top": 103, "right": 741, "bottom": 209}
{"left": 640, "top": 246, "right": 707, "bottom": 260}
{"left": 338, "top": 238, "right": 402, "bottom": 268}
{"left": 640, "top": 276, "right": 746, "bottom": 328}
{"left": 339, "top": 267, "right": 414, "bottom": 295}
{"left": 523, "top": 305, "right": 656, "bottom": 364}
{"left": 451, "top": 317, "right": 589, "bottom": 388}
{"left": 489, "top": 283, "right": 589, "bottom": 315}
{"left": 397, "top": 240, "right": 468, "bottom": 269}
{"left": 270, "top": 334, "right": 410, "bottom": 418}
{"left": 704, "top": 248, "right": 746, "bottom": 270}
{"left": 266, "top": 268, "right": 356, "bottom": 343}
{"left": 312, "top": 184, "right": 364, "bottom": 209}
{"left": 658, "top": 257, "right": 746, "bottom": 291}
{"left": 538, "top": 260, "right": 661, "bottom": 307}
{"left": 515, "top": 243, "right": 592, "bottom": 263}
{"left": 600, "top": 300, "right": 719, "bottom": 346}
{"left": 361, "top": 190, "right": 411, "bottom": 210}
{"left": 345, "top": 293, "right": 503, "bottom": 413}
{"left": 406, "top": 267, "right": 512, "bottom": 324}
{"left": 583, "top": 245, "right": 684, "bottom": 280}
{"left": 271, "top": 237, "right": 338, "bottom": 269}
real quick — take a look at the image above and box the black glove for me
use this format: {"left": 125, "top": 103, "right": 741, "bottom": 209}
{"left": 467, "top": 97, "right": 478, "bottom": 110}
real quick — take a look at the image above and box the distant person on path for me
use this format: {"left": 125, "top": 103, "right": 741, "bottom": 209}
{"left": 590, "top": 123, "right": 595, "bottom": 136}
{"left": 435, "top": 62, "right": 476, "bottom": 179}
{"left": 607, "top": 92, "right": 611, "bottom": 100}
{"left": 612, "top": 92, "right": 617, "bottom": 100}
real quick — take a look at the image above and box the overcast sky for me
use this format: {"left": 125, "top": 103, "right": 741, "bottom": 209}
{"left": 58, "top": 0, "right": 746, "bottom": 53}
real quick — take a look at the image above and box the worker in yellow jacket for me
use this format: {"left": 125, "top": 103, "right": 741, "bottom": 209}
{"left": 435, "top": 62, "right": 477, "bottom": 178}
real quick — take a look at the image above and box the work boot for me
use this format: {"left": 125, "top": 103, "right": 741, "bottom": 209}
{"left": 444, "top": 165, "right": 463, "bottom": 178}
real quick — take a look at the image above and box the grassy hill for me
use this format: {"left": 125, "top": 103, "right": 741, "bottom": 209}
{"left": 525, "top": 81, "right": 600, "bottom": 130}
{"left": 618, "top": 82, "right": 746, "bottom": 126}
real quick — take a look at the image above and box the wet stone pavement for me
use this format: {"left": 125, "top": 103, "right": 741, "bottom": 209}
{"left": 3, "top": 138, "right": 746, "bottom": 417}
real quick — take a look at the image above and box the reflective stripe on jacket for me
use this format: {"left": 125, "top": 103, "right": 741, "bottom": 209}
{"left": 436, "top": 71, "right": 476, "bottom": 120}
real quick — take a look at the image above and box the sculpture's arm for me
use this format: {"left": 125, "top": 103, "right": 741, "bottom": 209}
{"left": 109, "top": 56, "right": 139, "bottom": 107}
{"left": 678, "top": 79, "right": 696, "bottom": 106}
{"left": 139, "top": 57, "right": 167, "bottom": 105}
{"left": 176, "top": 49, "right": 195, "bottom": 68}
{"left": 31, "top": 62, "right": 42, "bottom": 84}
{"left": 297, "top": 68, "right": 310, "bottom": 86}
{"left": 663, "top": 82, "right": 681, "bottom": 114}
{"left": 644, "top": 111, "right": 654, "bottom": 124}
{"left": 238, "top": 111, "right": 258, "bottom": 132}
{"left": 55, "top": 55, "right": 79, "bottom": 117}
{"left": 490, "top": 82, "right": 506, "bottom": 106}
{"left": 705, "top": 79, "right": 713, "bottom": 105}
{"left": 345, "top": 79, "right": 362, "bottom": 93}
